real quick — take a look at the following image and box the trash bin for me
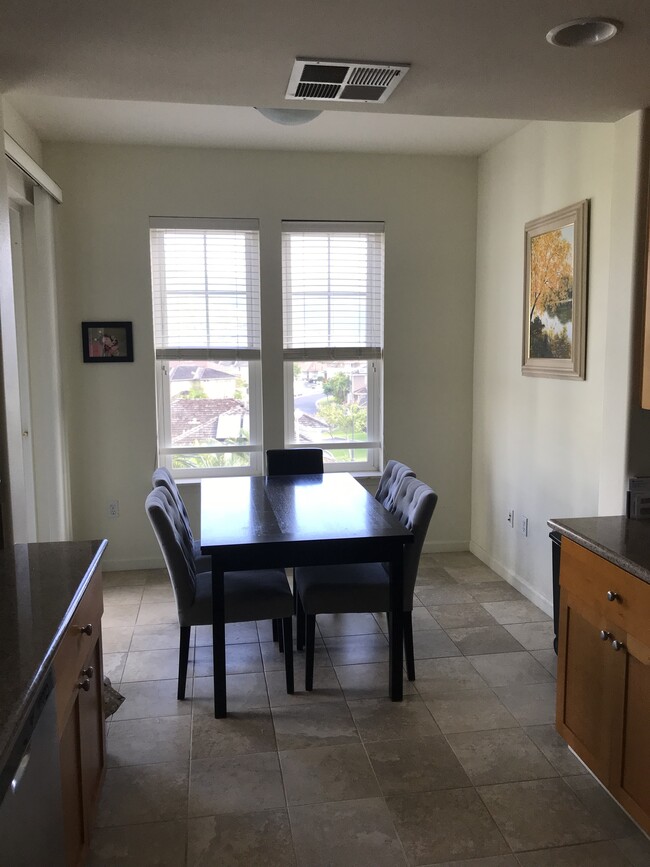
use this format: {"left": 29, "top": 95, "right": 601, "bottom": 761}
{"left": 549, "top": 530, "right": 561, "bottom": 654}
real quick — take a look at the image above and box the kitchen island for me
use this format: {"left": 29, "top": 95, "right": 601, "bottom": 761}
{"left": 548, "top": 516, "right": 650, "bottom": 837}
{"left": 0, "top": 539, "right": 108, "bottom": 866}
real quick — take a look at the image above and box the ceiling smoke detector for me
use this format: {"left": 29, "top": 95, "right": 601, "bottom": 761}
{"left": 285, "top": 58, "right": 410, "bottom": 104}
{"left": 546, "top": 18, "right": 621, "bottom": 47}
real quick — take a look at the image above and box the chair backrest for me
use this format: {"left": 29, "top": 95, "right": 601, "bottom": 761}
{"left": 266, "top": 448, "right": 324, "bottom": 476}
{"left": 376, "top": 460, "right": 416, "bottom": 512}
{"left": 391, "top": 476, "right": 438, "bottom": 610}
{"left": 145, "top": 487, "right": 197, "bottom": 615}
{"left": 152, "top": 467, "right": 194, "bottom": 545}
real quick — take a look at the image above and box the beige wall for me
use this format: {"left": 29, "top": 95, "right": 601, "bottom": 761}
{"left": 44, "top": 143, "right": 478, "bottom": 569}
{"left": 472, "top": 115, "right": 644, "bottom": 612}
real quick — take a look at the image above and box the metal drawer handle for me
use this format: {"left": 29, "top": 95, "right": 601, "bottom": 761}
{"left": 611, "top": 639, "right": 625, "bottom": 652}
{"left": 606, "top": 590, "right": 619, "bottom": 602}
{"left": 77, "top": 678, "right": 91, "bottom": 692}
{"left": 599, "top": 630, "right": 610, "bottom": 641}
{"left": 82, "top": 666, "right": 94, "bottom": 679}
{"left": 79, "top": 623, "right": 93, "bottom": 636}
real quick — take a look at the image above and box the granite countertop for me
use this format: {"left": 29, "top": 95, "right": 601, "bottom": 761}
{"left": 547, "top": 516, "right": 650, "bottom": 585}
{"left": 0, "top": 539, "right": 107, "bottom": 773}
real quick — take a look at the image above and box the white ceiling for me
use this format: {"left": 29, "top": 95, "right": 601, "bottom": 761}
{"left": 3, "top": 0, "right": 649, "bottom": 155}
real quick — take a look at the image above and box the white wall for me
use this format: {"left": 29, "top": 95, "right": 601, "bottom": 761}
{"left": 2, "top": 98, "right": 44, "bottom": 165}
{"left": 44, "top": 144, "right": 478, "bottom": 569}
{"left": 472, "top": 116, "right": 644, "bottom": 612}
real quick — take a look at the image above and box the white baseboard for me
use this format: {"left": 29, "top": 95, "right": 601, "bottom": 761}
{"left": 469, "top": 539, "right": 553, "bottom": 617}
{"left": 422, "top": 540, "right": 471, "bottom": 554}
{"left": 103, "top": 557, "right": 165, "bottom": 572}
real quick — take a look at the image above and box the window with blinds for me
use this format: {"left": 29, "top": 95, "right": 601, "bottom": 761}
{"left": 282, "top": 221, "right": 384, "bottom": 470}
{"left": 149, "top": 218, "right": 262, "bottom": 476}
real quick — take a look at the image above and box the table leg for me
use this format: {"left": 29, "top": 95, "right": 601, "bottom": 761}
{"left": 388, "top": 551, "right": 404, "bottom": 702}
{"left": 211, "top": 558, "right": 227, "bottom": 718}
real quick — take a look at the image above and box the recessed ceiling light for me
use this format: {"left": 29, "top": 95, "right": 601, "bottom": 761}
{"left": 255, "top": 107, "right": 322, "bottom": 125}
{"left": 546, "top": 17, "right": 621, "bottom": 47}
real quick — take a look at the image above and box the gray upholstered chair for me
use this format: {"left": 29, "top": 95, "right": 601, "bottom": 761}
{"left": 266, "top": 448, "right": 324, "bottom": 476}
{"left": 294, "top": 476, "right": 437, "bottom": 690}
{"left": 375, "top": 460, "right": 416, "bottom": 511}
{"left": 145, "top": 486, "right": 295, "bottom": 700}
{"left": 152, "top": 467, "right": 211, "bottom": 572}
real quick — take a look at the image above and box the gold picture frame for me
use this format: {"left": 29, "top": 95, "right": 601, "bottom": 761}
{"left": 522, "top": 200, "right": 589, "bottom": 379}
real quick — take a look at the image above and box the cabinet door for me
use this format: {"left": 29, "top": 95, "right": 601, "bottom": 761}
{"left": 59, "top": 691, "right": 84, "bottom": 867}
{"left": 610, "top": 633, "right": 650, "bottom": 833}
{"left": 78, "top": 637, "right": 106, "bottom": 844}
{"left": 556, "top": 589, "right": 625, "bottom": 784}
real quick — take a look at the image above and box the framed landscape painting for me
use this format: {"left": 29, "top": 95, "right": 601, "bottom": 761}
{"left": 522, "top": 200, "right": 589, "bottom": 379}
{"left": 82, "top": 321, "right": 134, "bottom": 363}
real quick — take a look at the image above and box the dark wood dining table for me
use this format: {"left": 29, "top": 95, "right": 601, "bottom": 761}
{"left": 200, "top": 472, "right": 414, "bottom": 717}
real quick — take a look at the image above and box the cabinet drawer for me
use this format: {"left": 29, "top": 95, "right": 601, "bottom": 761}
{"left": 560, "top": 538, "right": 650, "bottom": 643}
{"left": 53, "top": 568, "right": 103, "bottom": 732}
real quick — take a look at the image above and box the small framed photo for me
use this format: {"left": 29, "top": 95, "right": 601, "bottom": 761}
{"left": 522, "top": 200, "right": 589, "bottom": 379}
{"left": 82, "top": 322, "right": 134, "bottom": 363}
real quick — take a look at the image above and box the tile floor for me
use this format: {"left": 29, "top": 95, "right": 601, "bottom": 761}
{"left": 90, "top": 552, "right": 650, "bottom": 866}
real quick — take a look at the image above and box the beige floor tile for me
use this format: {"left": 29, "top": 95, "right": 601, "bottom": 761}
{"left": 565, "top": 775, "right": 639, "bottom": 838}
{"left": 102, "top": 626, "right": 134, "bottom": 654}
{"left": 104, "top": 585, "right": 145, "bottom": 605}
{"left": 136, "top": 602, "right": 178, "bottom": 626}
{"left": 430, "top": 857, "right": 519, "bottom": 867}
{"left": 280, "top": 742, "right": 381, "bottom": 806}
{"left": 187, "top": 810, "right": 295, "bottom": 867}
{"left": 446, "top": 565, "right": 503, "bottom": 584}
{"left": 271, "top": 700, "right": 358, "bottom": 750}
{"left": 88, "top": 820, "right": 187, "bottom": 866}
{"left": 103, "top": 604, "right": 140, "bottom": 628}
{"left": 481, "top": 601, "right": 550, "bottom": 625}
{"left": 348, "top": 695, "right": 440, "bottom": 742}
{"left": 516, "top": 840, "right": 634, "bottom": 866}
{"left": 102, "top": 570, "right": 148, "bottom": 588}
{"left": 141, "top": 583, "right": 175, "bottom": 604}
{"left": 374, "top": 606, "right": 442, "bottom": 633}
{"left": 323, "top": 633, "right": 389, "bottom": 666}
{"left": 189, "top": 752, "right": 285, "bottom": 816}
{"left": 477, "top": 778, "right": 607, "bottom": 852}
{"left": 466, "top": 583, "right": 526, "bottom": 603}
{"left": 289, "top": 798, "right": 406, "bottom": 867}
{"left": 192, "top": 673, "right": 270, "bottom": 714}
{"left": 468, "top": 652, "right": 554, "bottom": 688}
{"left": 425, "top": 688, "right": 519, "bottom": 734}
{"left": 111, "top": 679, "right": 192, "bottom": 721}
{"left": 267, "top": 662, "right": 342, "bottom": 706}
{"left": 413, "top": 657, "right": 488, "bottom": 698}
{"left": 388, "top": 787, "right": 510, "bottom": 864}
{"left": 530, "top": 649, "right": 558, "bottom": 678}
{"left": 130, "top": 623, "right": 181, "bottom": 651}
{"left": 446, "top": 625, "right": 525, "bottom": 656}
{"left": 192, "top": 642, "right": 264, "bottom": 677}
{"left": 106, "top": 715, "right": 191, "bottom": 767}
{"left": 334, "top": 662, "right": 417, "bottom": 700}
{"left": 367, "top": 734, "right": 471, "bottom": 796}
{"left": 503, "top": 621, "right": 555, "bottom": 650}
{"left": 416, "top": 585, "right": 475, "bottom": 605}
{"left": 427, "top": 603, "right": 497, "bottom": 629}
{"left": 316, "top": 612, "right": 383, "bottom": 636}
{"left": 95, "top": 761, "right": 189, "bottom": 827}
{"left": 493, "top": 683, "right": 557, "bottom": 726}
{"left": 431, "top": 552, "right": 483, "bottom": 569}
{"left": 615, "top": 833, "right": 650, "bottom": 866}
{"left": 446, "top": 728, "right": 557, "bottom": 786}
{"left": 191, "top": 708, "right": 277, "bottom": 759}
{"left": 122, "top": 647, "right": 186, "bottom": 682}
{"left": 103, "top": 652, "right": 128, "bottom": 683}
{"left": 411, "top": 628, "right": 462, "bottom": 659}
{"left": 523, "top": 725, "right": 588, "bottom": 776}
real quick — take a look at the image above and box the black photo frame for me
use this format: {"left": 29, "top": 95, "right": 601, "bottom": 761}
{"left": 82, "top": 321, "right": 134, "bottom": 363}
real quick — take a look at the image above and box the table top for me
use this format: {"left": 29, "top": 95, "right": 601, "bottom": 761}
{"left": 200, "top": 473, "right": 412, "bottom": 553}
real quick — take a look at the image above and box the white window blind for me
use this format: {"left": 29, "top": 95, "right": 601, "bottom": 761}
{"left": 282, "top": 221, "right": 384, "bottom": 360}
{"left": 150, "top": 217, "right": 261, "bottom": 360}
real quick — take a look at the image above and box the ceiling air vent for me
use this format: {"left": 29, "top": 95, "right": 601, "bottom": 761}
{"left": 286, "top": 58, "right": 410, "bottom": 104}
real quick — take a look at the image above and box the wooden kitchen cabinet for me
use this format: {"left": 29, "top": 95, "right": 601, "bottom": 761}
{"left": 54, "top": 566, "right": 106, "bottom": 867}
{"left": 556, "top": 538, "right": 650, "bottom": 835}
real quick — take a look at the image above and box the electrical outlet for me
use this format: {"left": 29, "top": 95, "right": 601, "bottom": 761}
{"left": 520, "top": 515, "right": 528, "bottom": 537}
{"left": 108, "top": 500, "right": 120, "bottom": 519}
{"left": 507, "top": 509, "right": 515, "bottom": 527}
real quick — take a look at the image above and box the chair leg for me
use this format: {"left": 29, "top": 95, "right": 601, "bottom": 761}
{"left": 296, "top": 591, "right": 305, "bottom": 651}
{"left": 278, "top": 620, "right": 284, "bottom": 653}
{"left": 404, "top": 611, "right": 416, "bottom": 681}
{"left": 305, "top": 614, "right": 316, "bottom": 691}
{"left": 178, "top": 625, "right": 191, "bottom": 700}
{"left": 282, "top": 616, "right": 294, "bottom": 694}
{"left": 272, "top": 618, "right": 279, "bottom": 642}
